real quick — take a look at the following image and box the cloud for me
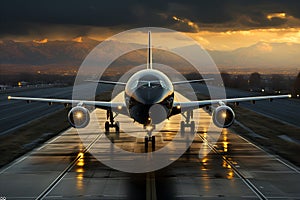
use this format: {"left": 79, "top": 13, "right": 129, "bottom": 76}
{"left": 172, "top": 16, "right": 200, "bottom": 32}
{"left": 267, "top": 13, "right": 287, "bottom": 20}
{"left": 1, "top": 0, "right": 300, "bottom": 40}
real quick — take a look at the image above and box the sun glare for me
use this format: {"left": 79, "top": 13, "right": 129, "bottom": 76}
{"left": 72, "top": 36, "right": 83, "bottom": 43}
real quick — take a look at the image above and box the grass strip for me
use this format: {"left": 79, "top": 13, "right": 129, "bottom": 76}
{"left": 0, "top": 108, "right": 70, "bottom": 168}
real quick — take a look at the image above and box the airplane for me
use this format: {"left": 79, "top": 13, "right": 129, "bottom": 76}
{"left": 8, "top": 31, "right": 291, "bottom": 149}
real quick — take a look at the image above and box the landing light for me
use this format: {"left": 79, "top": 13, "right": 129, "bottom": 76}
{"left": 117, "top": 105, "right": 122, "bottom": 110}
{"left": 221, "top": 112, "right": 227, "bottom": 118}
{"left": 76, "top": 112, "right": 83, "bottom": 119}
{"left": 8, "top": 96, "right": 11, "bottom": 100}
{"left": 146, "top": 125, "right": 152, "bottom": 131}
{"left": 176, "top": 105, "right": 181, "bottom": 109}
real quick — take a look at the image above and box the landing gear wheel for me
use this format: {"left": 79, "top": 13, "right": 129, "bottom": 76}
{"left": 151, "top": 136, "right": 156, "bottom": 151}
{"left": 190, "top": 121, "right": 195, "bottom": 133}
{"left": 115, "top": 121, "right": 120, "bottom": 139}
{"left": 105, "top": 121, "right": 110, "bottom": 133}
{"left": 144, "top": 136, "right": 149, "bottom": 152}
{"left": 180, "top": 121, "right": 185, "bottom": 137}
{"left": 115, "top": 121, "right": 120, "bottom": 133}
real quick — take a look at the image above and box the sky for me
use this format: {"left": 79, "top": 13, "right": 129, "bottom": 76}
{"left": 1, "top": 0, "right": 300, "bottom": 50}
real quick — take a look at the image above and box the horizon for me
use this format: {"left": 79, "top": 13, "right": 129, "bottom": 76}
{"left": 1, "top": 36, "right": 299, "bottom": 76}
{"left": 1, "top": 1, "right": 300, "bottom": 77}
{"left": 2, "top": 35, "right": 300, "bottom": 52}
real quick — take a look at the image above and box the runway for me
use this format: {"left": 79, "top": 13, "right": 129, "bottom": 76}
{"left": 1, "top": 83, "right": 299, "bottom": 136}
{"left": 0, "top": 84, "right": 113, "bottom": 135}
{"left": 1, "top": 108, "right": 299, "bottom": 199}
{"left": 192, "top": 84, "right": 300, "bottom": 128}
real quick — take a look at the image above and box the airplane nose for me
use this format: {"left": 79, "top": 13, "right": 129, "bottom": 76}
{"left": 149, "top": 104, "right": 167, "bottom": 124}
{"left": 134, "top": 88, "right": 165, "bottom": 104}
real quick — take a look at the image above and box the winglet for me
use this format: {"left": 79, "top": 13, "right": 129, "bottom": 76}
{"left": 147, "top": 31, "right": 153, "bottom": 70}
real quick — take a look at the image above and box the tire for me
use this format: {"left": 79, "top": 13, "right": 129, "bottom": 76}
{"left": 151, "top": 136, "right": 156, "bottom": 150}
{"left": 145, "top": 136, "right": 149, "bottom": 152}
{"left": 115, "top": 121, "right": 120, "bottom": 133}
{"left": 105, "top": 121, "right": 110, "bottom": 133}
{"left": 180, "top": 121, "right": 185, "bottom": 137}
{"left": 190, "top": 121, "right": 195, "bottom": 133}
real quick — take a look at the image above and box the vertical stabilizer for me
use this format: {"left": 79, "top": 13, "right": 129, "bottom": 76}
{"left": 147, "top": 31, "right": 153, "bottom": 69}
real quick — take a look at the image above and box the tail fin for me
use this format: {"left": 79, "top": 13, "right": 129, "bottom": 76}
{"left": 147, "top": 31, "right": 153, "bottom": 70}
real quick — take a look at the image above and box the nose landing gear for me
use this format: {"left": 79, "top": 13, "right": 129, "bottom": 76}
{"left": 144, "top": 124, "right": 156, "bottom": 152}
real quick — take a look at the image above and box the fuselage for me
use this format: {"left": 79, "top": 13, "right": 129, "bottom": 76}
{"left": 125, "top": 69, "right": 174, "bottom": 125}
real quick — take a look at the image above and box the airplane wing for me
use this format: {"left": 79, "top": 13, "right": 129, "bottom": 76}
{"left": 86, "top": 80, "right": 127, "bottom": 86}
{"left": 8, "top": 96, "right": 127, "bottom": 114}
{"left": 173, "top": 94, "right": 291, "bottom": 110}
{"left": 172, "top": 78, "right": 214, "bottom": 85}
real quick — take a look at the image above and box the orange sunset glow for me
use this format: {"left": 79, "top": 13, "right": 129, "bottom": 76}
{"left": 1, "top": 1, "right": 300, "bottom": 75}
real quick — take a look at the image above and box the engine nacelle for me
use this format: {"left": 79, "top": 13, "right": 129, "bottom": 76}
{"left": 68, "top": 106, "right": 90, "bottom": 128}
{"left": 212, "top": 105, "right": 235, "bottom": 128}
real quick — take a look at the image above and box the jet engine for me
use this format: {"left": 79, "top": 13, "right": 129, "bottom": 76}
{"left": 212, "top": 105, "right": 235, "bottom": 128}
{"left": 68, "top": 106, "right": 90, "bottom": 128}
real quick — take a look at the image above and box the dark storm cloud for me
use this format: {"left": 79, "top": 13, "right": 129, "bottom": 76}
{"left": 167, "top": 0, "right": 300, "bottom": 31}
{"left": 0, "top": 0, "right": 299, "bottom": 38}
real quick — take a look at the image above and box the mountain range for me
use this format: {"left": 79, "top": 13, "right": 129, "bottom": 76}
{"left": 209, "top": 42, "right": 300, "bottom": 70}
{"left": 1, "top": 37, "right": 299, "bottom": 75}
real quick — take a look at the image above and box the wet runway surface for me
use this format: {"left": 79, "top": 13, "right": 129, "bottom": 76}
{"left": 1, "top": 108, "right": 299, "bottom": 199}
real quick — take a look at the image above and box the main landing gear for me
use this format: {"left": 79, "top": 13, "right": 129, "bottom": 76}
{"left": 144, "top": 125, "right": 156, "bottom": 152}
{"left": 180, "top": 110, "right": 195, "bottom": 136}
{"left": 105, "top": 110, "right": 120, "bottom": 134}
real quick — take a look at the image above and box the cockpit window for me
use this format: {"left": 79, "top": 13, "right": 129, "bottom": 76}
{"left": 131, "top": 80, "right": 138, "bottom": 89}
{"left": 160, "top": 80, "right": 167, "bottom": 89}
{"left": 131, "top": 80, "right": 167, "bottom": 89}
